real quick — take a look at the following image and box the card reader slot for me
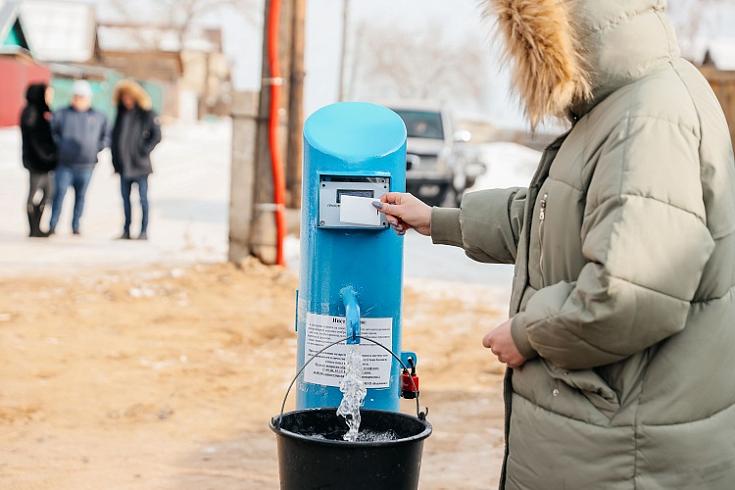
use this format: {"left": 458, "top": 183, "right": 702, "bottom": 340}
{"left": 336, "top": 189, "right": 375, "bottom": 203}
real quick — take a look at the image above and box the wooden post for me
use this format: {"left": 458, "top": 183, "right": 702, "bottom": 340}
{"left": 228, "top": 91, "right": 259, "bottom": 263}
{"left": 286, "top": 0, "right": 306, "bottom": 209}
{"left": 250, "top": 0, "right": 292, "bottom": 264}
{"left": 337, "top": 0, "right": 350, "bottom": 101}
{"left": 701, "top": 65, "right": 735, "bottom": 150}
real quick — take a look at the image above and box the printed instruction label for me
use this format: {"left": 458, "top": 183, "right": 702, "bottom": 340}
{"left": 304, "top": 313, "right": 393, "bottom": 388}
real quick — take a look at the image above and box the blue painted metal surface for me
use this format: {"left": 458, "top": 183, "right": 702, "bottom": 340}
{"left": 296, "top": 102, "right": 407, "bottom": 411}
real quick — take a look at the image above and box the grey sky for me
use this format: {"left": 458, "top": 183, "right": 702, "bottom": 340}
{"left": 212, "top": 0, "right": 735, "bottom": 129}
{"left": 224, "top": 0, "right": 524, "bottom": 126}
{"left": 90, "top": 0, "right": 735, "bottom": 129}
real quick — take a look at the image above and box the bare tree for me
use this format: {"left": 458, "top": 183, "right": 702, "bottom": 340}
{"left": 667, "top": 0, "right": 725, "bottom": 59}
{"left": 107, "top": 0, "right": 259, "bottom": 50}
{"left": 350, "top": 21, "right": 490, "bottom": 108}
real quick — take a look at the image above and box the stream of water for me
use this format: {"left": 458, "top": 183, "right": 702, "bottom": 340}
{"left": 336, "top": 345, "right": 367, "bottom": 442}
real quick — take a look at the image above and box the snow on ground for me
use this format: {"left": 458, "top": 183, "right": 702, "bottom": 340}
{"left": 0, "top": 121, "right": 231, "bottom": 274}
{"left": 1, "top": 123, "right": 532, "bottom": 295}
{"left": 467, "top": 142, "right": 541, "bottom": 192}
{"left": 284, "top": 141, "right": 543, "bottom": 292}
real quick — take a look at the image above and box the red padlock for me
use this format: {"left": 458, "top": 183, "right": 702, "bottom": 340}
{"left": 401, "top": 368, "right": 420, "bottom": 399}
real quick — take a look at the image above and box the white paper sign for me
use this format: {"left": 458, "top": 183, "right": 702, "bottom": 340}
{"left": 339, "top": 195, "right": 382, "bottom": 226}
{"left": 303, "top": 313, "right": 393, "bottom": 388}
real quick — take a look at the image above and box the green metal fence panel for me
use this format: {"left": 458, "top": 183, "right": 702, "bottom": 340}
{"left": 50, "top": 69, "right": 167, "bottom": 123}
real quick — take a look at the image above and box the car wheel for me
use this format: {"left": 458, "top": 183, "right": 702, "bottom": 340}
{"left": 453, "top": 172, "right": 467, "bottom": 193}
{"left": 440, "top": 185, "right": 458, "bottom": 208}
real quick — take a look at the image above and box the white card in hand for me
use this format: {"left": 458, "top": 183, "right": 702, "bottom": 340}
{"left": 339, "top": 195, "right": 382, "bottom": 226}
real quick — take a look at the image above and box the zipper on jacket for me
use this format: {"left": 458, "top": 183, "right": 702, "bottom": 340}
{"left": 539, "top": 193, "right": 548, "bottom": 284}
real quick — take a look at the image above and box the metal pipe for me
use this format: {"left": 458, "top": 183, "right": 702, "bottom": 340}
{"left": 266, "top": 0, "right": 287, "bottom": 265}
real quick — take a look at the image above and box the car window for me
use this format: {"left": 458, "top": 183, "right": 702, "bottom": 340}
{"left": 392, "top": 110, "right": 444, "bottom": 140}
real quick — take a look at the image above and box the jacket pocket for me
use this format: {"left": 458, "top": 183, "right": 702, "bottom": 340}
{"left": 538, "top": 192, "right": 548, "bottom": 284}
{"left": 138, "top": 128, "right": 152, "bottom": 157}
{"left": 543, "top": 361, "right": 620, "bottom": 418}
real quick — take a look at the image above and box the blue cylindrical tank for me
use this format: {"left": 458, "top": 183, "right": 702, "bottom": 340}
{"left": 296, "top": 102, "right": 407, "bottom": 411}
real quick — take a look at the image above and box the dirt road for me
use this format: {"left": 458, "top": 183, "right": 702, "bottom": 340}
{"left": 0, "top": 262, "right": 506, "bottom": 489}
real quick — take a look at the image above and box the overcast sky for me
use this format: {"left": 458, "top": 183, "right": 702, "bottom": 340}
{"left": 92, "top": 0, "right": 735, "bottom": 129}
{"left": 220, "top": 0, "right": 526, "bottom": 127}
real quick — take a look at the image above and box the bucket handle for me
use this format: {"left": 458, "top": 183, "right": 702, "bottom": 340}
{"left": 276, "top": 335, "right": 427, "bottom": 429}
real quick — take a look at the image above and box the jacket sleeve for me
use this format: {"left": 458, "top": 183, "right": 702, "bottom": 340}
{"left": 141, "top": 111, "right": 162, "bottom": 155}
{"left": 21, "top": 108, "right": 56, "bottom": 166}
{"left": 99, "top": 115, "right": 111, "bottom": 151}
{"left": 50, "top": 111, "right": 62, "bottom": 145}
{"left": 20, "top": 106, "right": 37, "bottom": 129}
{"left": 431, "top": 187, "right": 527, "bottom": 264}
{"left": 510, "top": 116, "right": 716, "bottom": 369}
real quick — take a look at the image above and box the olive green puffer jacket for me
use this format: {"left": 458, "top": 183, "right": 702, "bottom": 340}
{"left": 431, "top": 1, "right": 735, "bottom": 488}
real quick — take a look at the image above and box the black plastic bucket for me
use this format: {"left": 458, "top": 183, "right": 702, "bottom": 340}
{"left": 270, "top": 408, "right": 432, "bottom": 490}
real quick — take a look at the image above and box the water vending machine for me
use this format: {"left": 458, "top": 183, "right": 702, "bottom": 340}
{"left": 295, "top": 102, "right": 417, "bottom": 412}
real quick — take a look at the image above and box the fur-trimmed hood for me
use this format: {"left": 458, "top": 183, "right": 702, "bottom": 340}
{"left": 490, "top": 0, "right": 679, "bottom": 125}
{"left": 113, "top": 79, "right": 152, "bottom": 111}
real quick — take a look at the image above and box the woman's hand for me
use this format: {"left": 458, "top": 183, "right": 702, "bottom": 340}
{"left": 483, "top": 318, "right": 526, "bottom": 369}
{"left": 372, "top": 192, "right": 432, "bottom": 236}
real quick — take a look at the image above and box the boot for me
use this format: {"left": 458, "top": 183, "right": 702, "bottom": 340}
{"left": 27, "top": 208, "right": 36, "bottom": 237}
{"left": 28, "top": 206, "right": 48, "bottom": 238}
{"left": 34, "top": 205, "right": 49, "bottom": 237}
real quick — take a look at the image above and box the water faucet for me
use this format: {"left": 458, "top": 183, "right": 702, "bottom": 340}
{"left": 340, "top": 286, "right": 361, "bottom": 345}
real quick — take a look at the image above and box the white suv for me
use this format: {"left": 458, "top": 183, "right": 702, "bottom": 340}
{"left": 389, "top": 103, "right": 469, "bottom": 207}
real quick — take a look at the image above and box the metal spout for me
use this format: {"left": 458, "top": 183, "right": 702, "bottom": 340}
{"left": 340, "top": 286, "right": 361, "bottom": 345}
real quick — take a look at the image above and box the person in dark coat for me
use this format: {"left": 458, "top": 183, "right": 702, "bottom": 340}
{"left": 111, "top": 79, "right": 162, "bottom": 240}
{"left": 20, "top": 83, "right": 57, "bottom": 237}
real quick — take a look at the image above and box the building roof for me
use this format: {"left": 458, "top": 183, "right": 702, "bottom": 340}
{"left": 0, "top": 45, "right": 34, "bottom": 62}
{"left": 0, "top": 1, "right": 18, "bottom": 42}
{"left": 0, "top": 1, "right": 29, "bottom": 51}
{"left": 19, "top": 0, "right": 96, "bottom": 63}
{"left": 46, "top": 62, "right": 113, "bottom": 81}
{"left": 97, "top": 23, "right": 220, "bottom": 54}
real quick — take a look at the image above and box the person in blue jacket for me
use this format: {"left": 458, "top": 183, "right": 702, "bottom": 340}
{"left": 49, "top": 80, "right": 109, "bottom": 236}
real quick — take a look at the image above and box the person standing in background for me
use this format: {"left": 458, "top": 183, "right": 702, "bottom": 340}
{"left": 111, "top": 80, "right": 161, "bottom": 240}
{"left": 49, "top": 80, "right": 109, "bottom": 236}
{"left": 20, "top": 83, "right": 57, "bottom": 237}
